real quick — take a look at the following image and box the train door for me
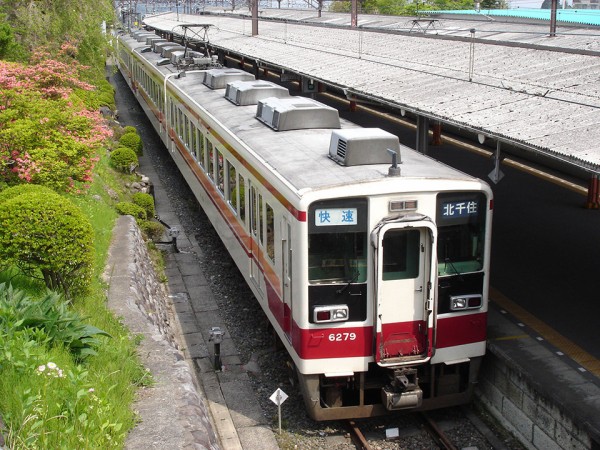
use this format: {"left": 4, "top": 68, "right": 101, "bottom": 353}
{"left": 281, "top": 217, "right": 292, "bottom": 342}
{"left": 249, "top": 181, "right": 263, "bottom": 294}
{"left": 371, "top": 217, "right": 436, "bottom": 365}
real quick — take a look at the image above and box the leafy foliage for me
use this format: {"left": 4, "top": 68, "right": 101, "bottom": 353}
{"left": 115, "top": 201, "right": 147, "bottom": 220}
{"left": 139, "top": 220, "right": 165, "bottom": 242}
{"left": 0, "top": 184, "right": 58, "bottom": 204}
{"left": 109, "top": 146, "right": 139, "bottom": 173}
{"left": 0, "top": 14, "right": 22, "bottom": 61}
{"left": 0, "top": 53, "right": 112, "bottom": 192}
{"left": 132, "top": 192, "right": 155, "bottom": 217}
{"left": 0, "top": 190, "right": 94, "bottom": 298}
{"left": 118, "top": 132, "right": 143, "bottom": 154}
{"left": 2, "top": 0, "right": 115, "bottom": 72}
{"left": 0, "top": 283, "right": 110, "bottom": 359}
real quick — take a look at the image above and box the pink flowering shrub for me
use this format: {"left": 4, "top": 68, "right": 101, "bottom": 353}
{"left": 0, "top": 51, "right": 113, "bottom": 192}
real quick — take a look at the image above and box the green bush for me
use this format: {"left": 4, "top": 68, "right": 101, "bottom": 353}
{"left": 123, "top": 126, "right": 137, "bottom": 135}
{"left": 110, "top": 146, "right": 138, "bottom": 173}
{"left": 132, "top": 192, "right": 155, "bottom": 218}
{"left": 0, "top": 184, "right": 58, "bottom": 204}
{"left": 74, "top": 79, "right": 116, "bottom": 110}
{"left": 115, "top": 201, "right": 147, "bottom": 220}
{"left": 0, "top": 191, "right": 95, "bottom": 298}
{"left": 139, "top": 220, "right": 165, "bottom": 242}
{"left": 119, "top": 132, "right": 143, "bottom": 154}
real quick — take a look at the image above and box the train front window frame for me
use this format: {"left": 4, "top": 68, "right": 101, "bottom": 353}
{"left": 308, "top": 199, "right": 368, "bottom": 284}
{"left": 436, "top": 192, "right": 486, "bottom": 276}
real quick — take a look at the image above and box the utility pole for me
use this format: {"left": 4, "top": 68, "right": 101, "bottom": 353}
{"left": 251, "top": 0, "right": 258, "bottom": 35}
{"left": 549, "top": 0, "right": 558, "bottom": 36}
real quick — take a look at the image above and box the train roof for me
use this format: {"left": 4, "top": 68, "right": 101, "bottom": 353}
{"left": 121, "top": 34, "right": 485, "bottom": 197}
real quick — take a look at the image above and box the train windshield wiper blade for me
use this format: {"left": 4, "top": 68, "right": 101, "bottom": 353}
{"left": 445, "top": 257, "right": 464, "bottom": 279}
{"left": 336, "top": 270, "right": 359, "bottom": 294}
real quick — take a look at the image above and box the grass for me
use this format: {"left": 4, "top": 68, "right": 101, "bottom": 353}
{"left": 0, "top": 152, "right": 154, "bottom": 449}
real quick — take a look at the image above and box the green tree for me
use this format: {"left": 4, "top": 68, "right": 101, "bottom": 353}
{"left": 0, "top": 14, "right": 22, "bottom": 60}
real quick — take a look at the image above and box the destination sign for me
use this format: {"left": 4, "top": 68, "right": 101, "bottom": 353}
{"left": 315, "top": 208, "right": 358, "bottom": 226}
{"left": 441, "top": 200, "right": 478, "bottom": 218}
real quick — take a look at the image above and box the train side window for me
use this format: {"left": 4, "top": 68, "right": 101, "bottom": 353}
{"left": 184, "top": 116, "right": 189, "bottom": 148}
{"left": 239, "top": 174, "right": 246, "bottom": 225}
{"left": 217, "top": 150, "right": 224, "bottom": 195}
{"left": 207, "top": 140, "right": 214, "bottom": 180}
{"left": 250, "top": 185, "right": 258, "bottom": 236}
{"left": 266, "top": 203, "right": 274, "bottom": 262}
{"left": 199, "top": 134, "right": 205, "bottom": 168}
{"left": 169, "top": 100, "right": 175, "bottom": 129}
{"left": 228, "top": 162, "right": 237, "bottom": 212}
{"left": 177, "top": 109, "right": 183, "bottom": 138}
{"left": 258, "top": 194, "right": 264, "bottom": 246}
{"left": 191, "top": 126, "right": 198, "bottom": 159}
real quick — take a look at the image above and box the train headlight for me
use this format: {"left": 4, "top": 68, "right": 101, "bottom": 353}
{"left": 450, "top": 294, "right": 483, "bottom": 311}
{"left": 313, "top": 305, "right": 349, "bottom": 323}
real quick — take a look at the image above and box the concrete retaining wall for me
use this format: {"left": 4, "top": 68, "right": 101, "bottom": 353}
{"left": 476, "top": 349, "right": 594, "bottom": 450}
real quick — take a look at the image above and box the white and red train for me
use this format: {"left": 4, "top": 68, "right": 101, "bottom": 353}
{"left": 117, "top": 28, "right": 493, "bottom": 421}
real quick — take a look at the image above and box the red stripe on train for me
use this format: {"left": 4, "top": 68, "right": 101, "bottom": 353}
{"left": 435, "top": 312, "right": 487, "bottom": 349}
{"left": 281, "top": 312, "right": 487, "bottom": 360}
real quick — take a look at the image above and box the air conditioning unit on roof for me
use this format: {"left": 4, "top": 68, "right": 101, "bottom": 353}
{"left": 225, "top": 80, "right": 289, "bottom": 106}
{"left": 329, "top": 128, "right": 400, "bottom": 166}
{"left": 203, "top": 68, "right": 255, "bottom": 90}
{"left": 256, "top": 97, "right": 340, "bottom": 131}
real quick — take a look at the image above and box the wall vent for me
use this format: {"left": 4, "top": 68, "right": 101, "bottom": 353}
{"left": 255, "top": 97, "right": 340, "bottom": 131}
{"left": 328, "top": 128, "right": 400, "bottom": 166}
{"left": 203, "top": 68, "right": 255, "bottom": 90}
{"left": 336, "top": 139, "right": 347, "bottom": 160}
{"left": 225, "top": 80, "right": 289, "bottom": 106}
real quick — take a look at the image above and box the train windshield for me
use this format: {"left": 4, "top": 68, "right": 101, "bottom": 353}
{"left": 308, "top": 199, "right": 368, "bottom": 284}
{"left": 436, "top": 192, "right": 487, "bottom": 276}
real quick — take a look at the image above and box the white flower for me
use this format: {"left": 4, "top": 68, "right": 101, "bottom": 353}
{"left": 47, "top": 362, "right": 57, "bottom": 370}
{"left": 88, "top": 388, "right": 95, "bottom": 393}
{"left": 38, "top": 365, "right": 46, "bottom": 372}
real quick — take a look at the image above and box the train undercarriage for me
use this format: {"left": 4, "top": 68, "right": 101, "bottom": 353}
{"left": 297, "top": 358, "right": 482, "bottom": 421}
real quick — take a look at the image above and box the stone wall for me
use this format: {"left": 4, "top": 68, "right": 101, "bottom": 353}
{"left": 476, "top": 350, "right": 593, "bottom": 450}
{"left": 117, "top": 217, "right": 178, "bottom": 348}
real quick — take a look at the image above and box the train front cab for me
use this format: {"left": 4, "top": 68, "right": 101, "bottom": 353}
{"left": 299, "top": 190, "right": 491, "bottom": 421}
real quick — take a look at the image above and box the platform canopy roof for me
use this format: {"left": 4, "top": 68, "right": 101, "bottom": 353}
{"left": 142, "top": 10, "right": 600, "bottom": 175}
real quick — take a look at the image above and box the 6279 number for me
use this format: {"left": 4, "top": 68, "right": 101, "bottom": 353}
{"left": 328, "top": 332, "right": 357, "bottom": 342}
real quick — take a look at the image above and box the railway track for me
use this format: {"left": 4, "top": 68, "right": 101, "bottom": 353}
{"left": 345, "top": 413, "right": 462, "bottom": 450}
{"left": 421, "top": 412, "right": 459, "bottom": 450}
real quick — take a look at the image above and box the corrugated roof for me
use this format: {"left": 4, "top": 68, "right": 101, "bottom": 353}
{"left": 142, "top": 11, "right": 600, "bottom": 173}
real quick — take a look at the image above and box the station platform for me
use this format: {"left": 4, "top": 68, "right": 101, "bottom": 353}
{"left": 479, "top": 292, "right": 600, "bottom": 449}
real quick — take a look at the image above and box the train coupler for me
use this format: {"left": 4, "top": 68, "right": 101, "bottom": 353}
{"left": 381, "top": 368, "right": 423, "bottom": 410}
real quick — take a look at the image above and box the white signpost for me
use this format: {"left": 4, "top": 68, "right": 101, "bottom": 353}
{"left": 269, "top": 388, "right": 288, "bottom": 434}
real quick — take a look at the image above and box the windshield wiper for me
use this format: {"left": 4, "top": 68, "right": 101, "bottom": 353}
{"left": 336, "top": 269, "right": 359, "bottom": 294}
{"left": 444, "top": 257, "right": 464, "bottom": 280}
